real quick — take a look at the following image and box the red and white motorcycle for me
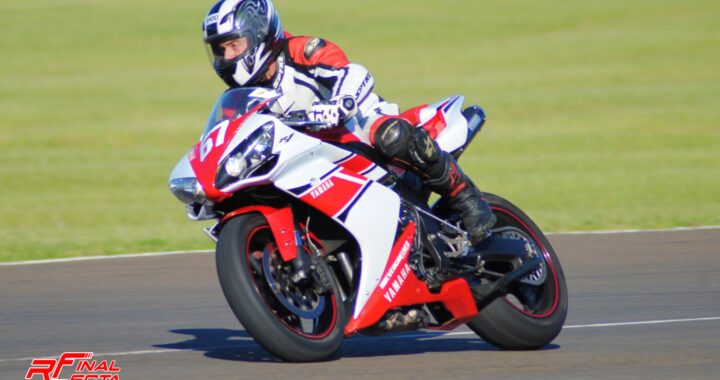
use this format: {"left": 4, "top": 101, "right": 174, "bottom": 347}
{"left": 169, "top": 88, "right": 567, "bottom": 361}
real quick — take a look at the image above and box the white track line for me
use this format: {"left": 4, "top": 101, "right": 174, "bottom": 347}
{"left": 0, "top": 250, "right": 213, "bottom": 266}
{"left": 2, "top": 225, "right": 719, "bottom": 267}
{"left": 1, "top": 316, "right": 719, "bottom": 363}
{"left": 548, "top": 225, "right": 720, "bottom": 236}
{"left": 560, "top": 317, "right": 720, "bottom": 328}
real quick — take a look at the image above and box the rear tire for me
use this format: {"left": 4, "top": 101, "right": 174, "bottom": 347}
{"left": 216, "top": 213, "right": 345, "bottom": 362}
{"left": 467, "top": 193, "right": 568, "bottom": 349}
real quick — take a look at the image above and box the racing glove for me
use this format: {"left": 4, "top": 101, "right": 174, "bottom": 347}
{"left": 304, "top": 95, "right": 358, "bottom": 132}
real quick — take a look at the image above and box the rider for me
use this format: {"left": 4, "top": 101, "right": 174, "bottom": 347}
{"left": 202, "top": 0, "right": 496, "bottom": 244}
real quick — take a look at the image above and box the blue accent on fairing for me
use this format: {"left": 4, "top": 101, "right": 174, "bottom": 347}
{"left": 465, "top": 106, "right": 486, "bottom": 134}
{"left": 333, "top": 153, "right": 354, "bottom": 165}
{"left": 360, "top": 164, "right": 377, "bottom": 175}
{"left": 287, "top": 183, "right": 312, "bottom": 195}
{"left": 442, "top": 96, "right": 461, "bottom": 112}
{"left": 336, "top": 182, "right": 372, "bottom": 222}
{"left": 320, "top": 166, "right": 341, "bottom": 180}
{"left": 452, "top": 105, "right": 487, "bottom": 159}
{"left": 287, "top": 166, "right": 342, "bottom": 195}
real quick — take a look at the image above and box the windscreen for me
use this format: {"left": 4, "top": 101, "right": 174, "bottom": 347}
{"left": 201, "top": 87, "right": 280, "bottom": 139}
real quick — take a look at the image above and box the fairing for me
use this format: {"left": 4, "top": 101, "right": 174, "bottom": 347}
{"left": 169, "top": 89, "right": 481, "bottom": 333}
{"left": 415, "top": 95, "right": 470, "bottom": 153}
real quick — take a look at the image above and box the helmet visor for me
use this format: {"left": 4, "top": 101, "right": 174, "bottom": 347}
{"left": 205, "top": 34, "right": 252, "bottom": 69}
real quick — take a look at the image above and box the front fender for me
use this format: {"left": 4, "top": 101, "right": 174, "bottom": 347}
{"left": 220, "top": 205, "right": 298, "bottom": 262}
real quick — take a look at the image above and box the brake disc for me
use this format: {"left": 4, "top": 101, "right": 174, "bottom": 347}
{"left": 261, "top": 245, "right": 326, "bottom": 319}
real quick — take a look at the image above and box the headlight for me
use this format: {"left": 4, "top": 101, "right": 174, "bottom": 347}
{"left": 225, "top": 155, "right": 247, "bottom": 177}
{"left": 169, "top": 177, "right": 207, "bottom": 204}
{"left": 215, "top": 122, "right": 278, "bottom": 188}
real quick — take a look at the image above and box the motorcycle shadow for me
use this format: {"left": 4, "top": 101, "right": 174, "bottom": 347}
{"left": 154, "top": 328, "right": 560, "bottom": 362}
{"left": 153, "top": 328, "right": 280, "bottom": 363}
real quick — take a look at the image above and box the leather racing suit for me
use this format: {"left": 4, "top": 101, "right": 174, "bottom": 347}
{"left": 260, "top": 34, "right": 496, "bottom": 244}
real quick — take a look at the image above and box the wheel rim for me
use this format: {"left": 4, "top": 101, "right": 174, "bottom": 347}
{"left": 490, "top": 206, "right": 561, "bottom": 318}
{"left": 244, "top": 226, "right": 338, "bottom": 339}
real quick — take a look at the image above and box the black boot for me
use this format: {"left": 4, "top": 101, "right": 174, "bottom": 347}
{"left": 371, "top": 117, "right": 496, "bottom": 244}
{"left": 427, "top": 157, "right": 496, "bottom": 244}
{"left": 445, "top": 183, "right": 496, "bottom": 244}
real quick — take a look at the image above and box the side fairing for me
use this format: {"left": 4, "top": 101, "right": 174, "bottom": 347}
{"left": 270, "top": 131, "right": 400, "bottom": 319}
{"left": 169, "top": 150, "right": 195, "bottom": 182}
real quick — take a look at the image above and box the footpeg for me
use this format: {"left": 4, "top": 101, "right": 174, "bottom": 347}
{"left": 436, "top": 229, "right": 471, "bottom": 258}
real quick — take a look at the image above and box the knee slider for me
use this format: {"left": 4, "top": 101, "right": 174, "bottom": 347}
{"left": 409, "top": 129, "right": 441, "bottom": 165}
{"left": 373, "top": 118, "right": 414, "bottom": 158}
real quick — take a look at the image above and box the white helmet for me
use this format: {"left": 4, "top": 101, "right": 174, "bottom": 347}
{"left": 202, "top": 0, "right": 285, "bottom": 87}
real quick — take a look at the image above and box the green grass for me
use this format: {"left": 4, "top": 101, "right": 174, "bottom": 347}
{"left": 1, "top": 0, "right": 718, "bottom": 261}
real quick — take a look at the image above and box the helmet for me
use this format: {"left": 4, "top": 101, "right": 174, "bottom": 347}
{"left": 202, "top": 0, "right": 284, "bottom": 87}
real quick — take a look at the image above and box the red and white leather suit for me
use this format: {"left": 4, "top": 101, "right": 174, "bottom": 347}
{"left": 266, "top": 35, "right": 409, "bottom": 145}
{"left": 262, "top": 34, "right": 495, "bottom": 244}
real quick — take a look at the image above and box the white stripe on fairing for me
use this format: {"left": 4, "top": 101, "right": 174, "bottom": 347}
{"left": 1, "top": 316, "right": 718, "bottom": 363}
{"left": 333, "top": 170, "right": 369, "bottom": 185}
{"left": 2, "top": 225, "right": 719, "bottom": 267}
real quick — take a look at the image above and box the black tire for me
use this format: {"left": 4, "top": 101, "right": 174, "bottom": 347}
{"left": 467, "top": 193, "right": 568, "bottom": 349}
{"left": 216, "top": 213, "right": 345, "bottom": 362}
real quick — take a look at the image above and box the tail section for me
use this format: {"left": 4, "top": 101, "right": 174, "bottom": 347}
{"left": 453, "top": 105, "right": 486, "bottom": 159}
{"left": 401, "top": 95, "right": 487, "bottom": 159}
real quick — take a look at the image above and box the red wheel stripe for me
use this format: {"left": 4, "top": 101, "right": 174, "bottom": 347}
{"left": 492, "top": 206, "right": 560, "bottom": 318}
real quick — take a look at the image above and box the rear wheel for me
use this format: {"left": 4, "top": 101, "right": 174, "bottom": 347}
{"left": 467, "top": 193, "right": 568, "bottom": 349}
{"left": 216, "top": 213, "right": 345, "bottom": 362}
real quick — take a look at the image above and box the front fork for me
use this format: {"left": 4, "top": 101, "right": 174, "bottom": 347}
{"left": 288, "top": 230, "right": 310, "bottom": 282}
{"left": 217, "top": 204, "right": 328, "bottom": 290}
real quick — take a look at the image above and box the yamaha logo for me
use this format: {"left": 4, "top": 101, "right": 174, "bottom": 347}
{"left": 310, "top": 179, "right": 335, "bottom": 199}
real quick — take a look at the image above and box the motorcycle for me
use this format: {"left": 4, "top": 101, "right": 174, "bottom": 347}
{"left": 169, "top": 87, "right": 568, "bottom": 362}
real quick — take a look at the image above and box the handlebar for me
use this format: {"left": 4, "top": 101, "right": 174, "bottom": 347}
{"left": 279, "top": 111, "right": 333, "bottom": 131}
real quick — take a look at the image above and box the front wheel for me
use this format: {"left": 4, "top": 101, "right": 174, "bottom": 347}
{"left": 467, "top": 193, "right": 568, "bottom": 349}
{"left": 216, "top": 213, "right": 345, "bottom": 362}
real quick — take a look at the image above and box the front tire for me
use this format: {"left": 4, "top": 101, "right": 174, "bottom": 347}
{"left": 216, "top": 213, "right": 345, "bottom": 362}
{"left": 467, "top": 193, "right": 568, "bottom": 349}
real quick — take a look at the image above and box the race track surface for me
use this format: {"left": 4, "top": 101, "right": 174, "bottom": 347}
{"left": 2, "top": 228, "right": 719, "bottom": 379}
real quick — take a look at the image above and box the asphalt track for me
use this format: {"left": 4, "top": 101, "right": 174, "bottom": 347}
{"left": 2, "top": 228, "right": 719, "bottom": 379}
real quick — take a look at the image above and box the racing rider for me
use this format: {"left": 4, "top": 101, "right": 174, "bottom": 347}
{"left": 202, "top": 0, "right": 496, "bottom": 244}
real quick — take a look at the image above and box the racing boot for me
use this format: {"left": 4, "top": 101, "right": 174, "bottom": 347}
{"left": 372, "top": 117, "right": 496, "bottom": 244}
{"left": 427, "top": 157, "right": 497, "bottom": 245}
